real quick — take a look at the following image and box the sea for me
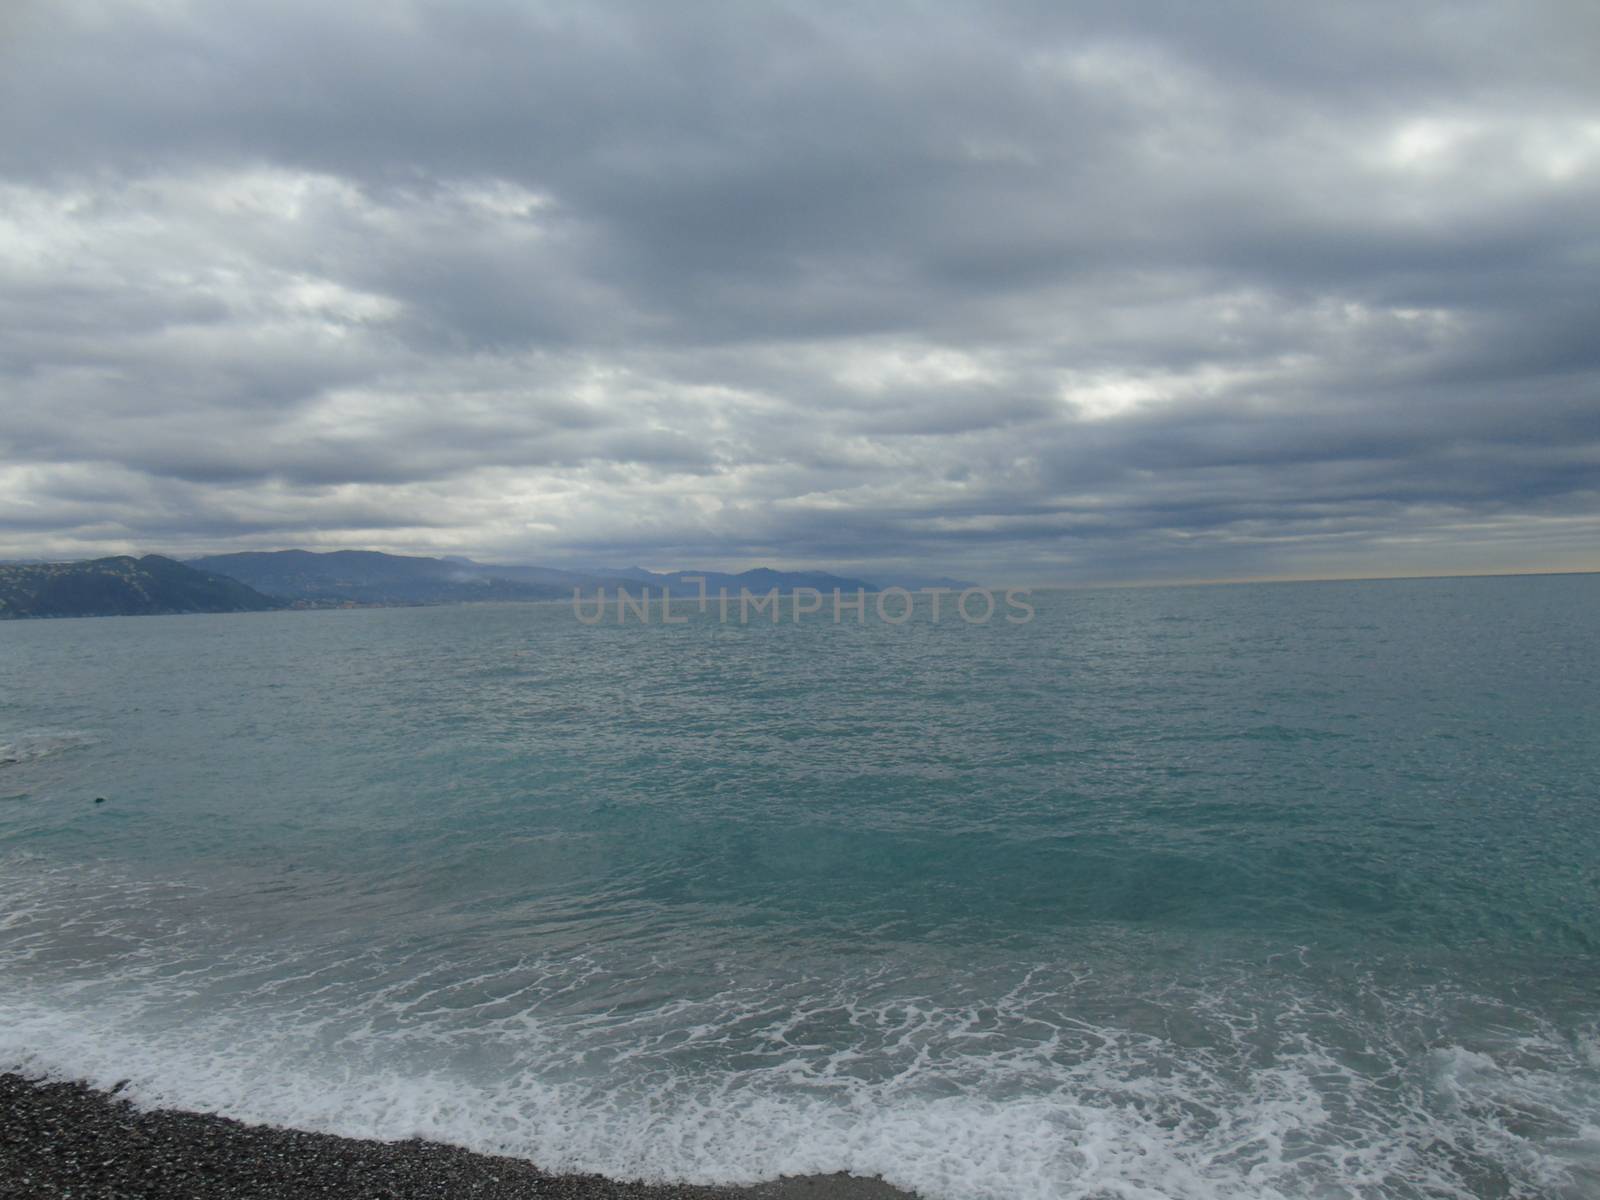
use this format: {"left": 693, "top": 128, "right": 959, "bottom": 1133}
{"left": 2, "top": 575, "right": 1597, "bottom": 1200}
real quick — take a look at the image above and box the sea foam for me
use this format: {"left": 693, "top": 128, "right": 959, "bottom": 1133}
{"left": 4, "top": 909, "right": 1598, "bottom": 1200}
{"left": 0, "top": 729, "right": 95, "bottom": 767}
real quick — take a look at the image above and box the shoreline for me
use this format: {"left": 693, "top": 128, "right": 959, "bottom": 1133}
{"left": 0, "top": 1073, "right": 918, "bottom": 1200}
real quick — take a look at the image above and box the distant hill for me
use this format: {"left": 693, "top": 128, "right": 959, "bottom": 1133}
{"left": 187, "top": 550, "right": 889, "bottom": 606}
{"left": 185, "top": 550, "right": 571, "bottom": 606}
{"left": 0, "top": 555, "right": 283, "bottom": 619}
{"left": 860, "top": 573, "right": 980, "bottom": 593}
{"left": 0, "top": 549, "right": 975, "bottom": 618}
{"left": 582, "top": 565, "right": 882, "bottom": 598}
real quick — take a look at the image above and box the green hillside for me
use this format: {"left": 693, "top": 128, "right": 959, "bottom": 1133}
{"left": 0, "top": 555, "right": 283, "bottom": 619}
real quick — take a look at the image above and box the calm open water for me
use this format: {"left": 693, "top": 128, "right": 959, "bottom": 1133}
{"left": 2, "top": 576, "right": 1598, "bottom": 1199}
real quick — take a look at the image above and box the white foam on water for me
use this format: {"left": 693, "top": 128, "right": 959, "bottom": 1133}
{"left": 0, "top": 728, "right": 96, "bottom": 767}
{"left": 7, "top": 985, "right": 1600, "bottom": 1200}
{"left": 3, "top": 860, "right": 1598, "bottom": 1200}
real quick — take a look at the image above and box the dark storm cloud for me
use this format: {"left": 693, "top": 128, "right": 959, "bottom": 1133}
{"left": 0, "top": 0, "right": 1596, "bottom": 578}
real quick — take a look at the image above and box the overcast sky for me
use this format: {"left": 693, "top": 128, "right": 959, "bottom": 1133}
{"left": 1, "top": 1, "right": 1596, "bottom": 582}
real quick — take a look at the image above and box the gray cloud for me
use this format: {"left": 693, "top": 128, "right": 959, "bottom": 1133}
{"left": 1, "top": 0, "right": 1597, "bottom": 581}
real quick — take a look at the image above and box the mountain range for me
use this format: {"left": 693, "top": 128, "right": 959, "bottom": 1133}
{"left": 0, "top": 555, "right": 282, "bottom": 619}
{"left": 0, "top": 549, "right": 979, "bottom": 619}
{"left": 186, "top": 550, "right": 973, "bottom": 608}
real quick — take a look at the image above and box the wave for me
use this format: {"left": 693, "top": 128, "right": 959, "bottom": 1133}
{"left": 4, "top": 974, "right": 1598, "bottom": 1199}
{"left": 3, "top": 860, "right": 1598, "bottom": 1200}
{"left": 0, "top": 729, "right": 96, "bottom": 767}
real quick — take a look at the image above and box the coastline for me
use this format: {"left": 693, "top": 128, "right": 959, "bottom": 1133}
{"left": 0, "top": 1073, "right": 918, "bottom": 1200}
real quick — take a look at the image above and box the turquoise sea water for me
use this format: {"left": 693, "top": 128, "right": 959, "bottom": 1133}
{"left": 2, "top": 576, "right": 1597, "bottom": 1199}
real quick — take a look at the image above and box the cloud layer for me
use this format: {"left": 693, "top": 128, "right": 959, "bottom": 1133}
{"left": 2, "top": 0, "right": 1597, "bottom": 580}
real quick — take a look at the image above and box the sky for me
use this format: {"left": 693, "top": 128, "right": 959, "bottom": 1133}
{"left": 1, "top": 1, "right": 1597, "bottom": 584}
